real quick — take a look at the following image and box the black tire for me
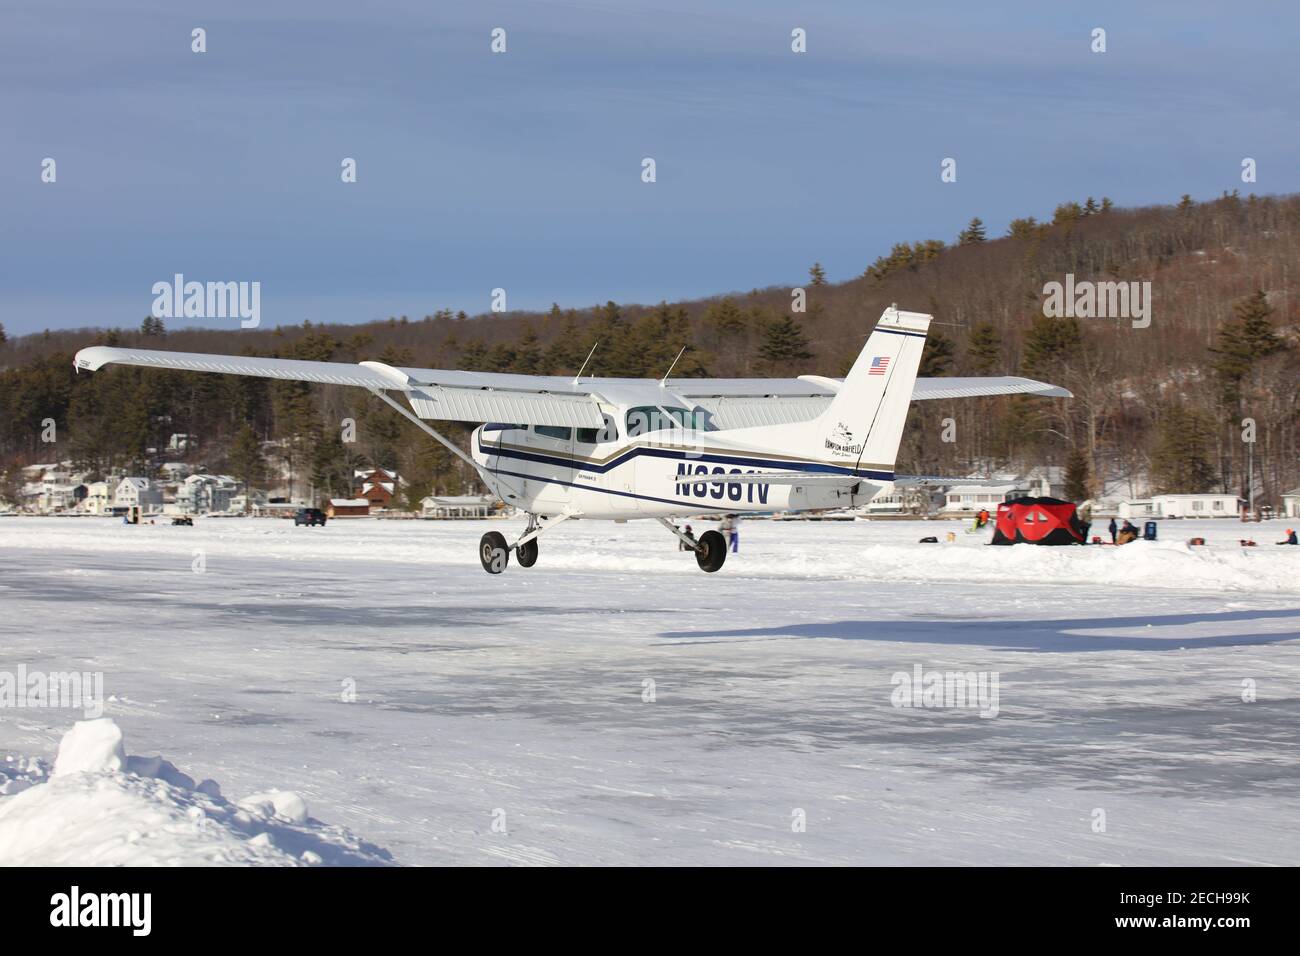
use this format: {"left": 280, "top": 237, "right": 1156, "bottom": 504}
{"left": 516, "top": 537, "right": 539, "bottom": 567}
{"left": 694, "top": 530, "right": 727, "bottom": 573}
{"left": 480, "top": 531, "right": 510, "bottom": 574}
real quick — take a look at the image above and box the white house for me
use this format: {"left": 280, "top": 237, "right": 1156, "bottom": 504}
{"left": 1282, "top": 488, "right": 1300, "bottom": 519}
{"left": 80, "top": 480, "right": 113, "bottom": 514}
{"left": 1153, "top": 494, "right": 1241, "bottom": 518}
{"left": 862, "top": 486, "right": 943, "bottom": 517}
{"left": 1122, "top": 494, "right": 1241, "bottom": 519}
{"left": 114, "top": 477, "right": 163, "bottom": 511}
{"left": 939, "top": 482, "right": 1028, "bottom": 517}
{"left": 420, "top": 494, "right": 497, "bottom": 519}
{"left": 176, "top": 474, "right": 241, "bottom": 514}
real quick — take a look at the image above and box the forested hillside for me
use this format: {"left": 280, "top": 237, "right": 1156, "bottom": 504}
{"left": 2, "top": 191, "right": 1297, "bottom": 508}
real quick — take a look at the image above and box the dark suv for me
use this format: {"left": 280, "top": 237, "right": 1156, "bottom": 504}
{"left": 294, "top": 508, "right": 327, "bottom": 527}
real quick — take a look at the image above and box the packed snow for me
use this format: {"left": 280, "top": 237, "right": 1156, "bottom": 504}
{"left": 0, "top": 718, "right": 391, "bottom": 865}
{"left": 1, "top": 514, "right": 1298, "bottom": 865}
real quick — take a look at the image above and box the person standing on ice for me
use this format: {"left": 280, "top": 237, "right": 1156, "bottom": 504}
{"left": 719, "top": 514, "right": 739, "bottom": 553}
{"left": 1108, "top": 517, "right": 1118, "bottom": 544}
{"left": 679, "top": 523, "right": 694, "bottom": 551}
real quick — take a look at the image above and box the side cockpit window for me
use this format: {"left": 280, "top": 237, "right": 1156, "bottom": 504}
{"left": 625, "top": 405, "right": 714, "bottom": 436}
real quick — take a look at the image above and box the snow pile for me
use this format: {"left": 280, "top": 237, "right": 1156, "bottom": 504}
{"left": 838, "top": 537, "right": 1300, "bottom": 593}
{"left": 0, "top": 719, "right": 392, "bottom": 866}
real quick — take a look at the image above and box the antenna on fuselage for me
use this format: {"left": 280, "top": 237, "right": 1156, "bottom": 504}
{"left": 573, "top": 342, "right": 598, "bottom": 386}
{"left": 659, "top": 345, "right": 686, "bottom": 388}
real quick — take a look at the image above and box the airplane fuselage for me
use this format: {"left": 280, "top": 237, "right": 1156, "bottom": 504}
{"left": 470, "top": 404, "right": 887, "bottom": 520}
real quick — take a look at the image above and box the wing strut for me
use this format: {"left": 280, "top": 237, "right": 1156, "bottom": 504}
{"left": 365, "top": 388, "right": 524, "bottom": 502}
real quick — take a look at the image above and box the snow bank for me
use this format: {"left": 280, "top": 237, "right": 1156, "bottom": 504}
{"left": 0, "top": 719, "right": 393, "bottom": 866}
{"left": 834, "top": 537, "right": 1300, "bottom": 594}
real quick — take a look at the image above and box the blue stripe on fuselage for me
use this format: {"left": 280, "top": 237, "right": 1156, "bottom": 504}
{"left": 475, "top": 434, "right": 894, "bottom": 481}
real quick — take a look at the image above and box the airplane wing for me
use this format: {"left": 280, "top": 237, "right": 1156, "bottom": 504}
{"left": 673, "top": 375, "right": 1069, "bottom": 428}
{"left": 72, "top": 345, "right": 606, "bottom": 428}
{"left": 73, "top": 344, "right": 1069, "bottom": 431}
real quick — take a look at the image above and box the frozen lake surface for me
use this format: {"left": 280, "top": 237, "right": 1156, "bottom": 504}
{"left": 2, "top": 514, "right": 1299, "bottom": 865}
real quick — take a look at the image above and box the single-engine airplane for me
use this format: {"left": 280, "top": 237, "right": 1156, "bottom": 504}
{"left": 74, "top": 307, "right": 1070, "bottom": 574}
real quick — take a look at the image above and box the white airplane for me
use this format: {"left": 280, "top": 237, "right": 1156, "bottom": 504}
{"left": 74, "top": 307, "right": 1069, "bottom": 574}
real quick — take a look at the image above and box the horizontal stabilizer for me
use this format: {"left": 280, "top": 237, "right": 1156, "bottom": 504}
{"left": 892, "top": 475, "right": 1009, "bottom": 486}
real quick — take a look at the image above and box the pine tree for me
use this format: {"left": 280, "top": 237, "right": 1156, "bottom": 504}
{"left": 1210, "top": 290, "right": 1283, "bottom": 406}
{"left": 1064, "top": 446, "right": 1091, "bottom": 500}
{"left": 758, "top": 316, "right": 813, "bottom": 368}
{"left": 1150, "top": 405, "right": 1217, "bottom": 494}
{"left": 920, "top": 331, "right": 955, "bottom": 376}
{"left": 966, "top": 322, "right": 1001, "bottom": 374}
{"left": 1006, "top": 217, "right": 1039, "bottom": 240}
{"left": 957, "top": 217, "right": 986, "bottom": 244}
{"left": 1021, "top": 315, "right": 1083, "bottom": 379}
{"left": 808, "top": 262, "right": 826, "bottom": 286}
{"left": 227, "top": 424, "right": 266, "bottom": 510}
{"left": 0, "top": 322, "right": 6, "bottom": 345}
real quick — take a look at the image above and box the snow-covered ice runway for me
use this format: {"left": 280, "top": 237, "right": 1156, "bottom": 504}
{"left": 3, "top": 515, "right": 1299, "bottom": 865}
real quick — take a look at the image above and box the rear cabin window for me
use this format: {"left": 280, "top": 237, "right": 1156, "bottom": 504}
{"left": 534, "top": 425, "right": 572, "bottom": 441}
{"left": 575, "top": 414, "right": 619, "bottom": 445}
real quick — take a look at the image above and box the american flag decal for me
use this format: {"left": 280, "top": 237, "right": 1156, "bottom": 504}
{"left": 868, "top": 356, "right": 890, "bottom": 375}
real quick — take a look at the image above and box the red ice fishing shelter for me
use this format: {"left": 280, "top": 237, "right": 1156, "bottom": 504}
{"left": 990, "top": 497, "right": 1086, "bottom": 545}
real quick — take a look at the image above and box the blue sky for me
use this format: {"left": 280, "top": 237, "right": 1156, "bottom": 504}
{"left": 2, "top": 0, "right": 1297, "bottom": 334}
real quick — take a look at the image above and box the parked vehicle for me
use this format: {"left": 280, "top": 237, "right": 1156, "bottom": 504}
{"left": 294, "top": 508, "right": 327, "bottom": 527}
{"left": 171, "top": 516, "right": 193, "bottom": 526}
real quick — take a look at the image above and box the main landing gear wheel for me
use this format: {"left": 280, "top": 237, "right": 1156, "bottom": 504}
{"left": 694, "top": 530, "right": 727, "bottom": 573}
{"left": 479, "top": 531, "right": 510, "bottom": 574}
{"left": 516, "top": 537, "right": 539, "bottom": 568}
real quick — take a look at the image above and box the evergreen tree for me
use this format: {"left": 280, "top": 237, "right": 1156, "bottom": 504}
{"left": 1006, "top": 217, "right": 1039, "bottom": 240}
{"left": 758, "top": 316, "right": 813, "bottom": 368}
{"left": 0, "top": 322, "right": 6, "bottom": 345}
{"left": 1210, "top": 290, "right": 1283, "bottom": 406}
{"left": 1021, "top": 315, "right": 1083, "bottom": 379}
{"left": 919, "top": 331, "right": 955, "bottom": 376}
{"left": 808, "top": 262, "right": 827, "bottom": 286}
{"left": 966, "top": 322, "right": 1002, "bottom": 374}
{"left": 1063, "top": 445, "right": 1091, "bottom": 500}
{"left": 227, "top": 424, "right": 267, "bottom": 509}
{"left": 1150, "top": 405, "right": 1217, "bottom": 494}
{"left": 140, "top": 316, "right": 166, "bottom": 337}
{"left": 957, "top": 217, "right": 986, "bottom": 244}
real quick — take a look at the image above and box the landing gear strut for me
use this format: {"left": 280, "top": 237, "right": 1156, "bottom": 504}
{"left": 479, "top": 512, "right": 573, "bottom": 574}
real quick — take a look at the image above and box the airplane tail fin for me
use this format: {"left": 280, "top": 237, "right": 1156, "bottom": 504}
{"left": 813, "top": 307, "right": 930, "bottom": 475}
{"left": 716, "top": 307, "right": 930, "bottom": 478}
